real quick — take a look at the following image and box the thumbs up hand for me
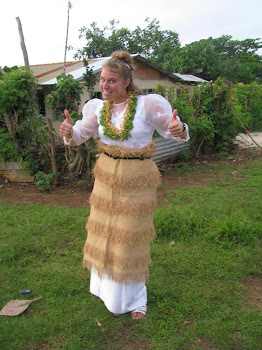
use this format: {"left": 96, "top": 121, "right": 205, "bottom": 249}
{"left": 60, "top": 109, "right": 73, "bottom": 141}
{"left": 172, "top": 109, "right": 177, "bottom": 123}
{"left": 64, "top": 109, "right": 73, "bottom": 125}
{"left": 168, "top": 109, "right": 184, "bottom": 138}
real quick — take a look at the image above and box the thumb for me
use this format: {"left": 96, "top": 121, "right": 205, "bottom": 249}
{"left": 172, "top": 109, "right": 177, "bottom": 122}
{"left": 64, "top": 109, "right": 73, "bottom": 125}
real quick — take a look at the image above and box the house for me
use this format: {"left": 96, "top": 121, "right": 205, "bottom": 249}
{"left": 31, "top": 54, "right": 207, "bottom": 129}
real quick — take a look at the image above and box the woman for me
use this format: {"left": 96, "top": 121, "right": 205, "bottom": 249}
{"left": 60, "top": 51, "right": 189, "bottom": 320}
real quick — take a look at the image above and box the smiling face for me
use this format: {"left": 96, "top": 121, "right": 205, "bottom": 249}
{"left": 100, "top": 67, "right": 130, "bottom": 104}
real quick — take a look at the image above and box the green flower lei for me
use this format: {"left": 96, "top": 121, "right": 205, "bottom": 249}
{"left": 100, "top": 92, "right": 138, "bottom": 141}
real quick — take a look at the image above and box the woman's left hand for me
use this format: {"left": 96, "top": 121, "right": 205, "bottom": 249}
{"left": 168, "top": 109, "right": 184, "bottom": 137}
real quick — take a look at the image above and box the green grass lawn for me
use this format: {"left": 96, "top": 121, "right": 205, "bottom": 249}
{"left": 0, "top": 158, "right": 262, "bottom": 349}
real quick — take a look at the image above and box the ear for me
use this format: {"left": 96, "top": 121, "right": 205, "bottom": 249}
{"left": 125, "top": 79, "right": 131, "bottom": 89}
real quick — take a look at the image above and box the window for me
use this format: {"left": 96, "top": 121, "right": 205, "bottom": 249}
{"left": 92, "top": 91, "right": 102, "bottom": 99}
{"left": 143, "top": 89, "right": 153, "bottom": 95}
{"left": 37, "top": 92, "right": 46, "bottom": 115}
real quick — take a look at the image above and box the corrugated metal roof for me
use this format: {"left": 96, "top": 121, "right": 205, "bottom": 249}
{"left": 152, "top": 137, "right": 190, "bottom": 165}
{"left": 173, "top": 73, "right": 208, "bottom": 83}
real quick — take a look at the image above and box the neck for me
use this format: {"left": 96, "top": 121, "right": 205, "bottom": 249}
{"left": 112, "top": 94, "right": 128, "bottom": 104}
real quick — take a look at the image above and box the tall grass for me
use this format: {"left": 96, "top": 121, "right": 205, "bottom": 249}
{"left": 155, "top": 159, "right": 262, "bottom": 245}
{"left": 0, "top": 158, "right": 262, "bottom": 349}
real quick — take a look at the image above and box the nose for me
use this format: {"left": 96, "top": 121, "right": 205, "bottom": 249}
{"left": 103, "top": 80, "right": 109, "bottom": 89}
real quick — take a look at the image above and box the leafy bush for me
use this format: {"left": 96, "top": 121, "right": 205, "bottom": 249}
{"left": 234, "top": 82, "right": 262, "bottom": 131}
{"left": 0, "top": 69, "right": 52, "bottom": 175}
{"left": 0, "top": 69, "right": 39, "bottom": 151}
{"left": 0, "top": 128, "right": 22, "bottom": 162}
{"left": 45, "top": 73, "right": 83, "bottom": 119}
{"left": 153, "top": 79, "right": 262, "bottom": 155}
{"left": 35, "top": 171, "right": 54, "bottom": 191}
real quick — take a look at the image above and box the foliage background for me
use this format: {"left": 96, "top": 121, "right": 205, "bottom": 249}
{"left": 153, "top": 79, "right": 262, "bottom": 156}
{"left": 75, "top": 18, "right": 262, "bottom": 84}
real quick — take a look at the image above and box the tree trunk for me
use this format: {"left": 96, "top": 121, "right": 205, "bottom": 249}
{"left": 47, "top": 117, "right": 58, "bottom": 185}
{"left": 3, "top": 111, "right": 23, "bottom": 153}
{"left": 68, "top": 145, "right": 86, "bottom": 176}
{"left": 63, "top": 1, "right": 72, "bottom": 73}
{"left": 16, "top": 17, "right": 30, "bottom": 71}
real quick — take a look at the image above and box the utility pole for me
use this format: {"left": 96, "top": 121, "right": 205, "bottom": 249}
{"left": 16, "top": 17, "right": 30, "bottom": 71}
{"left": 63, "top": 1, "right": 72, "bottom": 73}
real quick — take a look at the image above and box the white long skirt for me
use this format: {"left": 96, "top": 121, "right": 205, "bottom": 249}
{"left": 90, "top": 267, "right": 147, "bottom": 314}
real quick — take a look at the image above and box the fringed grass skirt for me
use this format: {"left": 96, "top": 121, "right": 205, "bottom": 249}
{"left": 83, "top": 142, "right": 161, "bottom": 284}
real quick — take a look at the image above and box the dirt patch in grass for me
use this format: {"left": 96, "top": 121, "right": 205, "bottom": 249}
{"left": 191, "top": 338, "right": 216, "bottom": 349}
{"left": 103, "top": 324, "right": 151, "bottom": 350}
{"left": 241, "top": 276, "right": 262, "bottom": 311}
{"left": 36, "top": 343, "right": 51, "bottom": 350}
{"left": 0, "top": 181, "right": 92, "bottom": 208}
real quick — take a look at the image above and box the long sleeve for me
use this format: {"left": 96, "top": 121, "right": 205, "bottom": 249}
{"left": 144, "top": 94, "right": 189, "bottom": 142}
{"left": 64, "top": 99, "right": 102, "bottom": 146}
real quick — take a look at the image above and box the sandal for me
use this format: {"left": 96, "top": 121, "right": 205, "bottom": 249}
{"left": 131, "top": 305, "right": 147, "bottom": 320}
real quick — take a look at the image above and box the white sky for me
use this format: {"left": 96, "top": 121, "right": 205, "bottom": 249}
{"left": 1, "top": 0, "right": 261, "bottom": 67}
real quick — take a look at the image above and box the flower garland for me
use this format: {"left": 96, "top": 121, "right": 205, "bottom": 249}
{"left": 100, "top": 91, "right": 138, "bottom": 141}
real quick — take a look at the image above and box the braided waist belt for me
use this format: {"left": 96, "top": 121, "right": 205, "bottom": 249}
{"left": 103, "top": 152, "right": 150, "bottom": 161}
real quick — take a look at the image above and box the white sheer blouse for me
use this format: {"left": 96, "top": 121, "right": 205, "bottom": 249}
{"left": 65, "top": 94, "right": 189, "bottom": 148}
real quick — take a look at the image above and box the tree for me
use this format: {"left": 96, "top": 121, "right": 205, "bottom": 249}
{"left": 75, "top": 19, "right": 261, "bottom": 83}
{"left": 45, "top": 69, "right": 97, "bottom": 180}
{"left": 0, "top": 69, "right": 39, "bottom": 152}
{"left": 16, "top": 17, "right": 30, "bottom": 71}
{"left": 74, "top": 18, "right": 180, "bottom": 60}
{"left": 45, "top": 73, "right": 83, "bottom": 179}
{"left": 169, "top": 36, "right": 262, "bottom": 83}
{"left": 82, "top": 58, "right": 98, "bottom": 98}
{"left": 0, "top": 65, "right": 19, "bottom": 79}
{"left": 0, "top": 68, "right": 54, "bottom": 184}
{"left": 45, "top": 72, "right": 83, "bottom": 118}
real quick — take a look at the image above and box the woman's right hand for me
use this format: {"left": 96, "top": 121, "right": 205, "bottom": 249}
{"left": 60, "top": 109, "right": 73, "bottom": 142}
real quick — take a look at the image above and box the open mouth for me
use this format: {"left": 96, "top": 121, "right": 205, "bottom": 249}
{"left": 102, "top": 91, "right": 112, "bottom": 98}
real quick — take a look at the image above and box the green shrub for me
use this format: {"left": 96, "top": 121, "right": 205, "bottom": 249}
{"left": 234, "top": 82, "right": 262, "bottom": 131}
{"left": 153, "top": 79, "right": 262, "bottom": 155}
{"left": 35, "top": 171, "right": 54, "bottom": 191}
{"left": 0, "top": 128, "right": 22, "bottom": 162}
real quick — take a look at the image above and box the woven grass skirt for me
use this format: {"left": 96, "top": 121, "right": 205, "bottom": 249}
{"left": 83, "top": 142, "right": 161, "bottom": 284}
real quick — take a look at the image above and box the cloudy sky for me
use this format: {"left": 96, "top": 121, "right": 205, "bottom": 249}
{"left": 1, "top": 0, "right": 261, "bottom": 67}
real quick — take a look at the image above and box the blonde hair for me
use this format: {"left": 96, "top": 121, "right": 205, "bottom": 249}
{"left": 102, "top": 51, "right": 143, "bottom": 95}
